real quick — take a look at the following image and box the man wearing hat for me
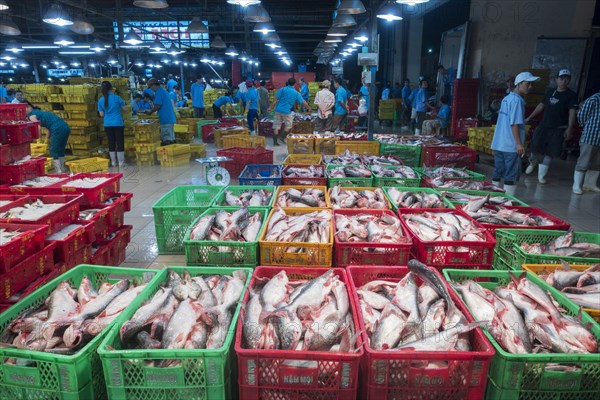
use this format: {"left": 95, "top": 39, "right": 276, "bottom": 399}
{"left": 145, "top": 78, "right": 177, "bottom": 146}
{"left": 245, "top": 80, "right": 259, "bottom": 136}
{"left": 491, "top": 71, "right": 540, "bottom": 195}
{"left": 314, "top": 80, "right": 335, "bottom": 132}
{"left": 525, "top": 69, "right": 578, "bottom": 184}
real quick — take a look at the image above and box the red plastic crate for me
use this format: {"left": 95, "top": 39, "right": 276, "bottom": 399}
{"left": 333, "top": 209, "right": 412, "bottom": 267}
{"left": 258, "top": 121, "right": 274, "bottom": 137}
{"left": 398, "top": 208, "right": 496, "bottom": 268}
{"left": 0, "top": 267, "right": 63, "bottom": 312}
{"left": 0, "top": 157, "right": 45, "bottom": 185}
{"left": 46, "top": 220, "right": 96, "bottom": 265}
{"left": 107, "top": 224, "right": 132, "bottom": 266}
{"left": 421, "top": 145, "right": 476, "bottom": 169}
{"left": 347, "top": 266, "right": 495, "bottom": 400}
{"left": 106, "top": 192, "right": 133, "bottom": 232}
{"left": 0, "top": 103, "right": 27, "bottom": 121}
{"left": 217, "top": 146, "right": 274, "bottom": 178}
{"left": 201, "top": 122, "right": 237, "bottom": 143}
{"left": 282, "top": 164, "right": 327, "bottom": 186}
{"left": 219, "top": 118, "right": 241, "bottom": 125}
{"left": 0, "top": 242, "right": 55, "bottom": 301}
{"left": 458, "top": 205, "right": 571, "bottom": 236}
{"left": 454, "top": 118, "right": 479, "bottom": 140}
{"left": 236, "top": 266, "right": 363, "bottom": 400}
{"left": 90, "top": 242, "right": 112, "bottom": 265}
{"left": 0, "top": 121, "right": 40, "bottom": 145}
{"left": 49, "top": 172, "right": 122, "bottom": 207}
{"left": 1, "top": 174, "right": 71, "bottom": 195}
{"left": 0, "top": 194, "right": 82, "bottom": 235}
{"left": 0, "top": 223, "right": 47, "bottom": 272}
{"left": 0, "top": 142, "right": 31, "bottom": 165}
{"left": 0, "top": 193, "right": 29, "bottom": 209}
{"left": 65, "top": 243, "right": 93, "bottom": 269}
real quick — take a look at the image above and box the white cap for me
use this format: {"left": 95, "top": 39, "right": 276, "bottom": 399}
{"left": 514, "top": 71, "right": 540, "bottom": 86}
{"left": 558, "top": 69, "right": 571, "bottom": 77}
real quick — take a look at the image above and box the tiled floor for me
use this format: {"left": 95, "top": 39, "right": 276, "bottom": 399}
{"left": 121, "top": 131, "right": 600, "bottom": 270}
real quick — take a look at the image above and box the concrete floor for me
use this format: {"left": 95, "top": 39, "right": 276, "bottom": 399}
{"left": 120, "top": 131, "right": 600, "bottom": 270}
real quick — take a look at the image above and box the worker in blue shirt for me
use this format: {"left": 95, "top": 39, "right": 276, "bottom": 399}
{"left": 145, "top": 78, "right": 177, "bottom": 146}
{"left": 25, "top": 101, "right": 70, "bottom": 173}
{"left": 98, "top": 81, "right": 128, "bottom": 169}
{"left": 409, "top": 78, "right": 429, "bottom": 135}
{"left": 142, "top": 85, "right": 154, "bottom": 100}
{"left": 381, "top": 82, "right": 391, "bottom": 101}
{"left": 422, "top": 95, "right": 451, "bottom": 135}
{"left": 0, "top": 83, "right": 7, "bottom": 103}
{"left": 391, "top": 82, "right": 402, "bottom": 99}
{"left": 269, "top": 78, "right": 311, "bottom": 146}
{"left": 190, "top": 77, "right": 206, "bottom": 118}
{"left": 166, "top": 74, "right": 178, "bottom": 93}
{"left": 131, "top": 94, "right": 143, "bottom": 116}
{"left": 170, "top": 86, "right": 187, "bottom": 108}
{"left": 140, "top": 94, "right": 153, "bottom": 112}
{"left": 245, "top": 80, "right": 260, "bottom": 135}
{"left": 212, "top": 91, "right": 237, "bottom": 119}
{"left": 401, "top": 79, "right": 412, "bottom": 126}
{"left": 332, "top": 78, "right": 349, "bottom": 132}
{"left": 299, "top": 77, "right": 310, "bottom": 112}
{"left": 359, "top": 82, "right": 370, "bottom": 108}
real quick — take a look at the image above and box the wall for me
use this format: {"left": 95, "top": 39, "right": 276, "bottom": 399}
{"left": 468, "top": 0, "right": 596, "bottom": 89}
{"left": 406, "top": 18, "right": 425, "bottom": 84}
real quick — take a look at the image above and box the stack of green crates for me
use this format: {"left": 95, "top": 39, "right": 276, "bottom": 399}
{"left": 152, "top": 186, "right": 224, "bottom": 254}
{"left": 378, "top": 142, "right": 422, "bottom": 167}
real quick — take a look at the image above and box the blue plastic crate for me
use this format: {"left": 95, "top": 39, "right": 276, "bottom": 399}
{"left": 238, "top": 164, "right": 282, "bottom": 186}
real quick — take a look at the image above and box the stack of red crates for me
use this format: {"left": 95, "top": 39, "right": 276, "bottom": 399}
{"left": 450, "top": 79, "right": 479, "bottom": 140}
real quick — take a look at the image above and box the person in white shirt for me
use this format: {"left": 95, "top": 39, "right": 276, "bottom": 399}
{"left": 11, "top": 90, "right": 24, "bottom": 104}
{"left": 314, "top": 80, "right": 335, "bottom": 132}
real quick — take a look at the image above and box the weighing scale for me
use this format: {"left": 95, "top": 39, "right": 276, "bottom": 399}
{"left": 195, "top": 156, "right": 232, "bottom": 186}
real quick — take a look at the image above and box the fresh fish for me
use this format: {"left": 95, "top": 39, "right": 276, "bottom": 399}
{"left": 120, "top": 288, "right": 174, "bottom": 342}
{"left": 330, "top": 186, "right": 389, "bottom": 210}
{"left": 335, "top": 212, "right": 405, "bottom": 243}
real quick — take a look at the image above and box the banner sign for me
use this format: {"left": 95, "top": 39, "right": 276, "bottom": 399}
{"left": 114, "top": 20, "right": 210, "bottom": 48}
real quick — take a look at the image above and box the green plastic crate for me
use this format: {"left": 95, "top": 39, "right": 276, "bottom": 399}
{"left": 421, "top": 167, "right": 486, "bottom": 181}
{"left": 152, "top": 186, "right": 224, "bottom": 254}
{"left": 443, "top": 269, "right": 600, "bottom": 400}
{"left": 98, "top": 266, "right": 252, "bottom": 400}
{"left": 438, "top": 188, "right": 529, "bottom": 206}
{"left": 210, "top": 185, "right": 275, "bottom": 208}
{"left": 370, "top": 166, "right": 422, "bottom": 187}
{"left": 378, "top": 142, "right": 422, "bottom": 167}
{"left": 382, "top": 186, "right": 455, "bottom": 211}
{"left": 0, "top": 265, "right": 159, "bottom": 400}
{"left": 326, "top": 164, "right": 373, "bottom": 188}
{"left": 184, "top": 207, "right": 268, "bottom": 266}
{"left": 196, "top": 119, "right": 219, "bottom": 138}
{"left": 495, "top": 229, "right": 600, "bottom": 270}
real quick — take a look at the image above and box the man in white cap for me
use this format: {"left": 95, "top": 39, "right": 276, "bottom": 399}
{"left": 525, "top": 69, "right": 578, "bottom": 183}
{"left": 490, "top": 71, "right": 540, "bottom": 195}
{"left": 573, "top": 89, "right": 600, "bottom": 194}
{"left": 313, "top": 80, "right": 335, "bottom": 132}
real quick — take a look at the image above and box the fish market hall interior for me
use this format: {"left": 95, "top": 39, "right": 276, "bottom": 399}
{"left": 0, "top": 0, "right": 599, "bottom": 399}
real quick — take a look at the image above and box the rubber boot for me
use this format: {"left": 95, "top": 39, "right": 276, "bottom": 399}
{"left": 52, "top": 159, "right": 64, "bottom": 174}
{"left": 525, "top": 157, "right": 538, "bottom": 175}
{"left": 109, "top": 152, "right": 117, "bottom": 168}
{"left": 492, "top": 180, "right": 502, "bottom": 189}
{"left": 280, "top": 130, "right": 288, "bottom": 144}
{"left": 583, "top": 170, "right": 600, "bottom": 192}
{"left": 538, "top": 164, "right": 549, "bottom": 184}
{"left": 415, "top": 128, "right": 421, "bottom": 136}
{"left": 117, "top": 152, "right": 128, "bottom": 169}
{"left": 272, "top": 132, "right": 279, "bottom": 146}
{"left": 572, "top": 171, "right": 585, "bottom": 195}
{"left": 58, "top": 157, "right": 66, "bottom": 173}
{"left": 504, "top": 184, "right": 517, "bottom": 195}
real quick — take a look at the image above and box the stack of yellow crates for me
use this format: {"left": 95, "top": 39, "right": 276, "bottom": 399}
{"left": 379, "top": 100, "right": 396, "bottom": 121}
{"left": 202, "top": 89, "right": 227, "bottom": 117}
{"left": 133, "top": 120, "right": 161, "bottom": 166}
{"left": 21, "top": 84, "right": 61, "bottom": 112}
{"left": 56, "top": 85, "right": 100, "bottom": 158}
{"left": 156, "top": 144, "right": 191, "bottom": 167}
{"left": 308, "top": 82, "right": 319, "bottom": 107}
{"left": 189, "top": 143, "right": 207, "bottom": 158}
{"left": 174, "top": 118, "right": 202, "bottom": 144}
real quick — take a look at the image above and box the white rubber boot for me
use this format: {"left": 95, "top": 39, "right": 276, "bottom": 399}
{"left": 525, "top": 158, "right": 538, "bottom": 175}
{"left": 52, "top": 159, "right": 64, "bottom": 174}
{"left": 583, "top": 170, "right": 600, "bottom": 192}
{"left": 538, "top": 164, "right": 549, "bottom": 184}
{"left": 573, "top": 171, "right": 585, "bottom": 195}
{"left": 504, "top": 184, "right": 517, "bottom": 195}
{"left": 117, "top": 152, "right": 128, "bottom": 169}
{"left": 109, "top": 152, "right": 118, "bottom": 168}
{"left": 415, "top": 128, "right": 421, "bottom": 136}
{"left": 492, "top": 180, "right": 502, "bottom": 188}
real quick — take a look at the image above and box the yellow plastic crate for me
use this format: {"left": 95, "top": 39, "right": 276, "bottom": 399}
{"left": 30, "top": 143, "right": 48, "bottom": 156}
{"left": 287, "top": 135, "right": 315, "bottom": 155}
{"left": 283, "top": 154, "right": 323, "bottom": 165}
{"left": 157, "top": 144, "right": 191, "bottom": 158}
{"left": 291, "top": 121, "right": 314, "bottom": 135}
{"left": 159, "top": 155, "right": 191, "bottom": 167}
{"left": 22, "top": 84, "right": 61, "bottom": 94}
{"left": 62, "top": 104, "right": 96, "bottom": 112}
{"left": 65, "top": 157, "right": 109, "bottom": 173}
{"left": 335, "top": 140, "right": 380, "bottom": 156}
{"left": 135, "top": 142, "right": 161, "bottom": 154}
{"left": 44, "top": 157, "right": 54, "bottom": 173}
{"left": 61, "top": 85, "right": 97, "bottom": 97}
{"left": 315, "top": 137, "right": 338, "bottom": 155}
{"left": 221, "top": 134, "right": 266, "bottom": 149}
{"left": 174, "top": 124, "right": 189, "bottom": 133}
{"left": 214, "top": 127, "right": 249, "bottom": 148}
{"left": 189, "top": 143, "right": 207, "bottom": 158}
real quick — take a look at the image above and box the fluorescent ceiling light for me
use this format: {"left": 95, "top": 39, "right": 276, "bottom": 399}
{"left": 396, "top": 0, "right": 430, "bottom": 5}
{"left": 71, "top": 13, "right": 94, "bottom": 34}
{"left": 90, "top": 40, "right": 105, "bottom": 52}
{"left": 59, "top": 51, "right": 95, "bottom": 55}
{"left": 377, "top": 3, "right": 403, "bottom": 21}
{"left": 160, "top": 56, "right": 171, "bottom": 64}
{"left": 43, "top": 4, "right": 74, "bottom": 26}
{"left": 354, "top": 27, "right": 369, "bottom": 42}
{"left": 338, "top": 0, "right": 366, "bottom": 14}
{"left": 348, "top": 42, "right": 361, "bottom": 48}
{"left": 123, "top": 29, "right": 144, "bottom": 45}
{"left": 0, "top": 53, "right": 15, "bottom": 60}
{"left": 0, "top": 15, "right": 21, "bottom": 36}
{"left": 6, "top": 42, "right": 22, "bottom": 53}
{"left": 227, "top": 0, "right": 261, "bottom": 6}
{"left": 211, "top": 35, "right": 227, "bottom": 49}
{"left": 51, "top": 57, "right": 61, "bottom": 65}
{"left": 133, "top": 0, "right": 169, "bottom": 9}
{"left": 54, "top": 35, "right": 75, "bottom": 46}
{"left": 325, "top": 37, "right": 342, "bottom": 43}
{"left": 134, "top": 59, "right": 144, "bottom": 66}
{"left": 172, "top": 59, "right": 181, "bottom": 65}
{"left": 107, "top": 55, "right": 118, "bottom": 64}
{"left": 253, "top": 21, "right": 275, "bottom": 34}
{"left": 0, "top": 0, "right": 8, "bottom": 10}
{"left": 333, "top": 14, "right": 356, "bottom": 27}
{"left": 244, "top": 4, "right": 270, "bottom": 22}
{"left": 327, "top": 26, "right": 348, "bottom": 37}
{"left": 188, "top": 18, "right": 208, "bottom": 33}
{"left": 150, "top": 38, "right": 166, "bottom": 52}
{"left": 225, "top": 45, "right": 239, "bottom": 56}
{"left": 69, "top": 45, "right": 92, "bottom": 49}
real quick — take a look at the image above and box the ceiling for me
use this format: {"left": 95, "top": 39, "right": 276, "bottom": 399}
{"left": 2, "top": 0, "right": 372, "bottom": 68}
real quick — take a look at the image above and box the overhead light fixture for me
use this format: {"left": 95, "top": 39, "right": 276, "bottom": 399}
{"left": 51, "top": 57, "right": 61, "bottom": 65}
{"left": 58, "top": 64, "right": 68, "bottom": 69}
{"left": 54, "top": 35, "right": 75, "bottom": 46}
{"left": 146, "top": 60, "right": 154, "bottom": 67}
{"left": 6, "top": 41, "right": 22, "bottom": 53}
{"left": 88, "top": 60, "right": 97, "bottom": 67}
{"left": 348, "top": 42, "right": 361, "bottom": 48}
{"left": 187, "top": 17, "right": 208, "bottom": 33}
{"left": 160, "top": 56, "right": 171, "bottom": 64}
{"left": 263, "top": 32, "right": 280, "bottom": 43}
{"left": 0, "top": 0, "right": 8, "bottom": 10}
{"left": 190, "top": 61, "right": 198, "bottom": 67}
{"left": 40, "top": 61, "right": 49, "bottom": 68}
{"left": 0, "top": 14, "right": 20, "bottom": 36}
{"left": 354, "top": 27, "right": 369, "bottom": 42}
{"left": 239, "top": 51, "right": 249, "bottom": 61}
{"left": 183, "top": 59, "right": 189, "bottom": 66}
{"left": 59, "top": 51, "right": 94, "bottom": 55}
{"left": 0, "top": 52, "right": 15, "bottom": 60}
{"left": 396, "top": 0, "right": 430, "bottom": 5}
{"left": 90, "top": 40, "right": 106, "bottom": 52}
{"left": 244, "top": 4, "right": 270, "bottom": 22}
{"left": 377, "top": 2, "right": 403, "bottom": 21}
{"left": 227, "top": 0, "right": 261, "bottom": 6}
{"left": 70, "top": 13, "right": 94, "bottom": 34}
{"left": 265, "top": 42, "right": 281, "bottom": 49}
{"left": 200, "top": 54, "right": 211, "bottom": 63}
{"left": 325, "top": 37, "right": 342, "bottom": 43}
{"left": 327, "top": 26, "right": 348, "bottom": 37}
{"left": 333, "top": 13, "right": 356, "bottom": 27}
{"left": 225, "top": 44, "right": 239, "bottom": 56}
{"left": 133, "top": 0, "right": 169, "bottom": 9}
{"left": 275, "top": 50, "right": 287, "bottom": 56}
{"left": 134, "top": 59, "right": 144, "bottom": 66}
{"left": 70, "top": 59, "right": 81, "bottom": 67}
{"left": 167, "top": 43, "right": 183, "bottom": 55}
{"left": 253, "top": 21, "right": 275, "bottom": 34}
{"left": 22, "top": 45, "right": 61, "bottom": 49}
{"left": 123, "top": 29, "right": 144, "bottom": 45}
{"left": 43, "top": 3, "right": 74, "bottom": 26}
{"left": 211, "top": 35, "right": 227, "bottom": 49}
{"left": 337, "top": 0, "right": 366, "bottom": 14}
{"left": 172, "top": 59, "right": 181, "bottom": 65}
{"left": 107, "top": 55, "right": 118, "bottom": 65}
{"left": 150, "top": 38, "right": 166, "bottom": 52}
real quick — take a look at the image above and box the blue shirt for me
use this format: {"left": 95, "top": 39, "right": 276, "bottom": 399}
{"left": 437, "top": 104, "right": 451, "bottom": 127}
{"left": 214, "top": 96, "right": 233, "bottom": 108}
{"left": 0, "top": 86, "right": 6, "bottom": 103}
{"left": 97, "top": 93, "right": 125, "bottom": 127}
{"left": 28, "top": 109, "right": 69, "bottom": 133}
{"left": 246, "top": 87, "right": 259, "bottom": 110}
{"left": 142, "top": 87, "right": 154, "bottom": 99}
{"left": 402, "top": 85, "right": 411, "bottom": 101}
{"left": 491, "top": 92, "right": 525, "bottom": 153}
{"left": 334, "top": 86, "right": 349, "bottom": 115}
{"left": 131, "top": 100, "right": 141, "bottom": 116}
{"left": 391, "top": 88, "right": 401, "bottom": 99}
{"left": 381, "top": 88, "right": 390, "bottom": 100}
{"left": 410, "top": 88, "right": 428, "bottom": 112}
{"left": 300, "top": 83, "right": 309, "bottom": 101}
{"left": 190, "top": 82, "right": 205, "bottom": 108}
{"left": 140, "top": 100, "right": 152, "bottom": 111}
{"left": 274, "top": 86, "right": 304, "bottom": 115}
{"left": 360, "top": 85, "right": 369, "bottom": 107}
{"left": 152, "top": 86, "right": 177, "bottom": 124}
{"left": 167, "top": 79, "right": 178, "bottom": 93}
